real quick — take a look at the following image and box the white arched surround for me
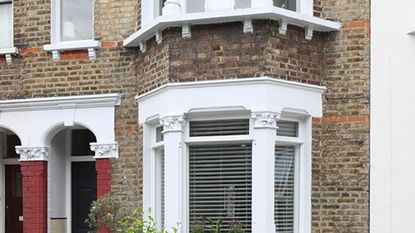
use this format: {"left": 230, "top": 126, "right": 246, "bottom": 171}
{"left": 0, "top": 94, "right": 121, "bottom": 158}
{"left": 137, "top": 77, "right": 325, "bottom": 233}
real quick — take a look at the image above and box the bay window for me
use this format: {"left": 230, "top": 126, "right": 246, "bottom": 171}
{"left": 138, "top": 77, "right": 324, "bottom": 233}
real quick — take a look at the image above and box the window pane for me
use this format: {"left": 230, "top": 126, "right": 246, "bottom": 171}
{"left": 277, "top": 121, "right": 299, "bottom": 137}
{"left": 234, "top": 0, "right": 251, "bottom": 9}
{"left": 61, "top": 0, "right": 93, "bottom": 41}
{"left": 5, "top": 134, "right": 20, "bottom": 158}
{"left": 187, "top": 0, "right": 205, "bottom": 13}
{"left": 156, "top": 126, "right": 164, "bottom": 142}
{"left": 273, "top": 0, "right": 296, "bottom": 11}
{"left": 71, "top": 129, "right": 96, "bottom": 156}
{"left": 275, "top": 145, "right": 295, "bottom": 233}
{"left": 189, "top": 144, "right": 252, "bottom": 232}
{"left": 0, "top": 2, "right": 13, "bottom": 48}
{"left": 189, "top": 119, "right": 250, "bottom": 137}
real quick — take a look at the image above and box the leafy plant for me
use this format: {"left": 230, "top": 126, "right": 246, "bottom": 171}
{"left": 203, "top": 217, "right": 223, "bottom": 233}
{"left": 86, "top": 194, "right": 130, "bottom": 233}
{"left": 191, "top": 224, "right": 205, "bottom": 233}
{"left": 228, "top": 225, "right": 245, "bottom": 233}
{"left": 119, "top": 208, "right": 179, "bottom": 233}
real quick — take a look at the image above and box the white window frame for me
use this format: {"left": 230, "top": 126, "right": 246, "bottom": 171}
{"left": 0, "top": 0, "right": 18, "bottom": 64}
{"left": 44, "top": 0, "right": 100, "bottom": 61}
{"left": 184, "top": 113, "right": 253, "bottom": 232}
{"left": 150, "top": 124, "right": 165, "bottom": 229}
{"left": 274, "top": 117, "right": 312, "bottom": 233}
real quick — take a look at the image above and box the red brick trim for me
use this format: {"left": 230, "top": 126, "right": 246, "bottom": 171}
{"left": 21, "top": 161, "right": 48, "bottom": 233}
{"left": 313, "top": 115, "right": 369, "bottom": 124}
{"left": 343, "top": 21, "right": 370, "bottom": 38}
{"left": 96, "top": 159, "right": 112, "bottom": 197}
{"left": 60, "top": 50, "right": 89, "bottom": 60}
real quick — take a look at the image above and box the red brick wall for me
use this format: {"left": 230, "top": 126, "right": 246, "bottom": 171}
{"left": 96, "top": 159, "right": 112, "bottom": 197}
{"left": 20, "top": 161, "right": 47, "bottom": 233}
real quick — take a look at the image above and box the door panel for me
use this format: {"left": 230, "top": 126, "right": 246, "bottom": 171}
{"left": 72, "top": 162, "right": 97, "bottom": 233}
{"left": 5, "top": 165, "right": 23, "bottom": 233}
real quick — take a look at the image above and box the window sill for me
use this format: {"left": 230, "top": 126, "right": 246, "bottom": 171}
{"left": 0, "top": 47, "right": 19, "bottom": 65}
{"left": 408, "top": 25, "right": 415, "bottom": 35}
{"left": 124, "top": 7, "right": 341, "bottom": 51}
{"left": 43, "top": 40, "right": 101, "bottom": 61}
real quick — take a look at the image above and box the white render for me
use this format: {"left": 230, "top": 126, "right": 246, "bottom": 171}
{"left": 137, "top": 77, "right": 324, "bottom": 233}
{"left": 371, "top": 0, "right": 415, "bottom": 232}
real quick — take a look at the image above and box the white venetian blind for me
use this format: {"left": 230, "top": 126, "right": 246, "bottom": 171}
{"left": 275, "top": 145, "right": 295, "bottom": 233}
{"left": 189, "top": 143, "right": 252, "bottom": 232}
{"left": 189, "top": 119, "right": 250, "bottom": 137}
{"left": 160, "top": 149, "right": 165, "bottom": 227}
{"left": 0, "top": 1, "right": 13, "bottom": 48}
{"left": 277, "top": 121, "right": 299, "bottom": 137}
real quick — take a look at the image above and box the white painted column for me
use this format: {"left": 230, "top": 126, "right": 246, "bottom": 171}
{"left": 252, "top": 0, "right": 273, "bottom": 7}
{"left": 160, "top": 115, "right": 185, "bottom": 232}
{"left": 251, "top": 112, "right": 278, "bottom": 233}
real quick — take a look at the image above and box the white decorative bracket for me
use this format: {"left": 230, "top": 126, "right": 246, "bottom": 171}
{"left": 279, "top": 19, "right": 288, "bottom": 35}
{"left": 156, "top": 31, "right": 163, "bottom": 44}
{"left": 52, "top": 50, "right": 60, "bottom": 61}
{"left": 160, "top": 115, "right": 185, "bottom": 133}
{"left": 0, "top": 47, "right": 19, "bottom": 65}
{"left": 88, "top": 48, "right": 96, "bottom": 60}
{"left": 408, "top": 25, "right": 415, "bottom": 35}
{"left": 5, "top": 54, "right": 12, "bottom": 65}
{"left": 182, "top": 24, "right": 192, "bottom": 39}
{"left": 90, "top": 142, "right": 119, "bottom": 159}
{"left": 16, "top": 146, "right": 50, "bottom": 161}
{"left": 305, "top": 25, "right": 314, "bottom": 40}
{"left": 243, "top": 19, "right": 253, "bottom": 33}
{"left": 139, "top": 41, "right": 147, "bottom": 53}
{"left": 251, "top": 112, "right": 280, "bottom": 129}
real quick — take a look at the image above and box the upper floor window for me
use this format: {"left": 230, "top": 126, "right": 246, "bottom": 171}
{"left": 0, "top": 0, "right": 13, "bottom": 48}
{"left": 273, "top": 0, "right": 296, "bottom": 11}
{"left": 59, "top": 0, "right": 94, "bottom": 42}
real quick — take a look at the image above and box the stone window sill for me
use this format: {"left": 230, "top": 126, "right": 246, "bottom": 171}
{"left": 43, "top": 40, "right": 101, "bottom": 61}
{"left": 0, "top": 47, "right": 19, "bottom": 65}
{"left": 408, "top": 25, "right": 415, "bottom": 35}
{"left": 124, "top": 7, "right": 341, "bottom": 52}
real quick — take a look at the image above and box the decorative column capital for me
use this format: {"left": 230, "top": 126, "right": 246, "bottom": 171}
{"left": 16, "top": 146, "right": 50, "bottom": 161}
{"left": 90, "top": 142, "right": 119, "bottom": 159}
{"left": 251, "top": 111, "right": 280, "bottom": 129}
{"left": 160, "top": 115, "right": 185, "bottom": 133}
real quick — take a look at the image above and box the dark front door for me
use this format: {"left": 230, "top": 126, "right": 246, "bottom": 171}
{"left": 72, "top": 162, "right": 97, "bottom": 233}
{"left": 5, "top": 165, "right": 23, "bottom": 233}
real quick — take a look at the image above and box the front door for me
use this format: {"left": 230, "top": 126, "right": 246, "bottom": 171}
{"left": 72, "top": 162, "right": 97, "bottom": 233}
{"left": 5, "top": 165, "right": 23, "bottom": 233}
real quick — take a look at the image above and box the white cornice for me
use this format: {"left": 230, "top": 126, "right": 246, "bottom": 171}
{"left": 136, "top": 77, "right": 326, "bottom": 102}
{"left": 0, "top": 94, "right": 121, "bottom": 112}
{"left": 124, "top": 7, "right": 341, "bottom": 47}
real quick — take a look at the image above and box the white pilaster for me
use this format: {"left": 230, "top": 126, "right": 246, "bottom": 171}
{"left": 160, "top": 115, "right": 185, "bottom": 232}
{"left": 251, "top": 111, "right": 279, "bottom": 233}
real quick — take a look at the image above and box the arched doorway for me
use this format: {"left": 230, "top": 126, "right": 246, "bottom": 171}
{"left": 0, "top": 128, "right": 22, "bottom": 233}
{"left": 48, "top": 126, "right": 97, "bottom": 233}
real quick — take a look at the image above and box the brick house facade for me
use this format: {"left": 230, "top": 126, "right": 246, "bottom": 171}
{"left": 0, "top": 0, "right": 369, "bottom": 232}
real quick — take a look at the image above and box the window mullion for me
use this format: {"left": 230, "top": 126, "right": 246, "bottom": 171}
{"left": 251, "top": 112, "right": 278, "bottom": 232}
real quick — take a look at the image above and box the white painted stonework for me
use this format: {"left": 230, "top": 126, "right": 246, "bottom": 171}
{"left": 371, "top": 0, "right": 415, "bottom": 232}
{"left": 0, "top": 94, "right": 121, "bottom": 157}
{"left": 137, "top": 77, "right": 324, "bottom": 233}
